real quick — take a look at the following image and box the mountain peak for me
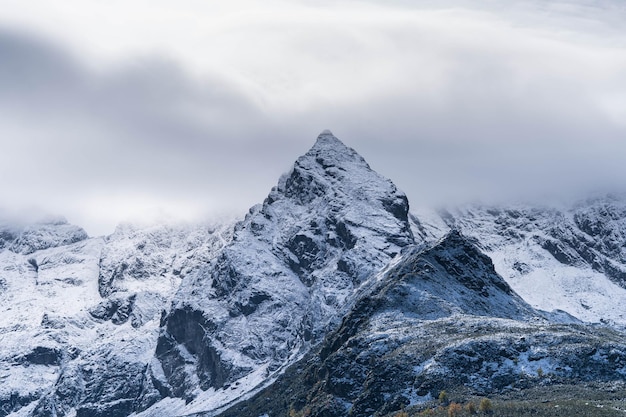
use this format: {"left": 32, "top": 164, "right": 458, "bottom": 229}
{"left": 154, "top": 131, "right": 415, "bottom": 403}
{"left": 275, "top": 132, "right": 411, "bottom": 230}
{"left": 313, "top": 129, "right": 342, "bottom": 147}
{"left": 305, "top": 129, "right": 362, "bottom": 162}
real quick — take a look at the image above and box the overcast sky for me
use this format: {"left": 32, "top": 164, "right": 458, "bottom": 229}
{"left": 1, "top": 0, "right": 626, "bottom": 235}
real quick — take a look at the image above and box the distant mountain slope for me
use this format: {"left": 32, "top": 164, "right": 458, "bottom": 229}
{"left": 439, "top": 196, "right": 626, "bottom": 326}
{"left": 218, "top": 232, "right": 626, "bottom": 417}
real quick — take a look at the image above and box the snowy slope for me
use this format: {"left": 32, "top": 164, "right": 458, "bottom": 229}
{"left": 0, "top": 219, "right": 232, "bottom": 417}
{"left": 0, "top": 233, "right": 102, "bottom": 417}
{"left": 438, "top": 196, "right": 626, "bottom": 326}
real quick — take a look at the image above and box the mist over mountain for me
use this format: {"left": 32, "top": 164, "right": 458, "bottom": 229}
{"left": 3, "top": 0, "right": 626, "bottom": 235}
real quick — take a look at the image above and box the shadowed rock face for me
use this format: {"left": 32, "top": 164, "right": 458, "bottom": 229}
{"left": 217, "top": 232, "right": 626, "bottom": 417}
{"left": 150, "top": 131, "right": 415, "bottom": 405}
{"left": 21, "top": 347, "right": 63, "bottom": 366}
{"left": 155, "top": 307, "right": 233, "bottom": 398}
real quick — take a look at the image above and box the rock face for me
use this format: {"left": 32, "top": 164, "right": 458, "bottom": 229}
{"left": 150, "top": 131, "right": 415, "bottom": 408}
{"left": 219, "top": 232, "right": 626, "bottom": 417}
{"left": 0, "top": 223, "right": 19, "bottom": 250}
{"left": 444, "top": 196, "right": 626, "bottom": 283}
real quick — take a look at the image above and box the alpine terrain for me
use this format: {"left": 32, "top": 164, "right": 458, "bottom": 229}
{"left": 2, "top": 131, "right": 626, "bottom": 417}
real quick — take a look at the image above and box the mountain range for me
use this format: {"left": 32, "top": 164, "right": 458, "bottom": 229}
{"left": 2, "top": 131, "right": 626, "bottom": 417}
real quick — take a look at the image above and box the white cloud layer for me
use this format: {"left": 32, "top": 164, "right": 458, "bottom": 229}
{"left": 1, "top": 0, "right": 626, "bottom": 234}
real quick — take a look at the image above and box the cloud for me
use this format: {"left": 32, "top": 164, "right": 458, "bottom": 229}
{"left": 0, "top": 29, "right": 293, "bottom": 234}
{"left": 1, "top": 1, "right": 626, "bottom": 234}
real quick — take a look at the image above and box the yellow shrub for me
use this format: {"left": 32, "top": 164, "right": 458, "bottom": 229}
{"left": 438, "top": 390, "right": 449, "bottom": 404}
{"left": 448, "top": 402, "right": 462, "bottom": 417}
{"left": 479, "top": 398, "right": 493, "bottom": 413}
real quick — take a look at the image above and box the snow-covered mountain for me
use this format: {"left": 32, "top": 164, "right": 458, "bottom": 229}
{"left": 432, "top": 196, "right": 626, "bottom": 326}
{"left": 2, "top": 131, "right": 626, "bottom": 417}
{"left": 139, "top": 130, "right": 415, "bottom": 415}
{"left": 0, "top": 218, "right": 232, "bottom": 417}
